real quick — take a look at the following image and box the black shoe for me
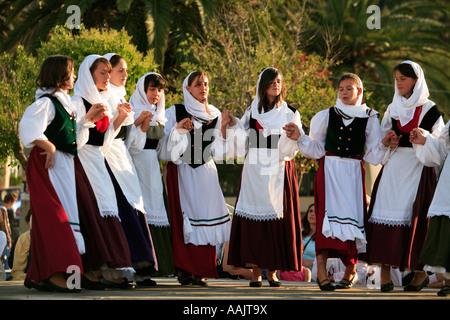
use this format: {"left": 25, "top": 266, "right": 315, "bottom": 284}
{"left": 437, "top": 285, "right": 450, "bottom": 297}
{"left": 380, "top": 281, "right": 394, "bottom": 292}
{"left": 136, "top": 278, "right": 157, "bottom": 287}
{"left": 404, "top": 276, "right": 429, "bottom": 292}
{"left": 191, "top": 276, "right": 209, "bottom": 286}
{"left": 335, "top": 274, "right": 358, "bottom": 289}
{"left": 101, "top": 278, "right": 135, "bottom": 289}
{"left": 45, "top": 279, "right": 81, "bottom": 293}
{"left": 268, "top": 280, "right": 282, "bottom": 287}
{"left": 24, "top": 278, "right": 50, "bottom": 292}
{"left": 316, "top": 278, "right": 335, "bottom": 291}
{"left": 249, "top": 281, "right": 263, "bottom": 287}
{"left": 81, "top": 276, "right": 106, "bottom": 290}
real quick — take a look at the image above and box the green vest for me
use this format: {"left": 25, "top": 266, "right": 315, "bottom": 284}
{"left": 42, "top": 94, "right": 77, "bottom": 156}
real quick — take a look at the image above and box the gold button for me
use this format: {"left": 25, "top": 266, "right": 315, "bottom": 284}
{"left": 72, "top": 142, "right": 76, "bottom": 145}
{"left": 340, "top": 127, "right": 343, "bottom": 130}
{"left": 349, "top": 128, "right": 352, "bottom": 131}
{"left": 346, "top": 148, "right": 349, "bottom": 151}
{"left": 337, "top": 147, "right": 341, "bottom": 150}
{"left": 69, "top": 117, "right": 73, "bottom": 120}
{"left": 339, "top": 137, "right": 342, "bottom": 140}
{"left": 348, "top": 138, "right": 351, "bottom": 141}
{"left": 71, "top": 129, "right": 74, "bottom": 132}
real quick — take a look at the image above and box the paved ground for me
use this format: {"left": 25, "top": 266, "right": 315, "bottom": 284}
{"left": 1, "top": 277, "right": 448, "bottom": 318}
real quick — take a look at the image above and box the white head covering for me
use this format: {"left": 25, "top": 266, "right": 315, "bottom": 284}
{"left": 103, "top": 53, "right": 134, "bottom": 125}
{"left": 388, "top": 60, "right": 432, "bottom": 126}
{"left": 183, "top": 71, "right": 220, "bottom": 122}
{"left": 129, "top": 72, "right": 167, "bottom": 126}
{"left": 250, "top": 67, "right": 294, "bottom": 137}
{"left": 334, "top": 73, "right": 378, "bottom": 120}
{"left": 73, "top": 54, "right": 113, "bottom": 118}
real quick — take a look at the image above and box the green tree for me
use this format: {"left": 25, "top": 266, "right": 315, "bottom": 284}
{"left": 1, "top": 0, "right": 219, "bottom": 70}
{"left": 303, "top": 0, "right": 450, "bottom": 117}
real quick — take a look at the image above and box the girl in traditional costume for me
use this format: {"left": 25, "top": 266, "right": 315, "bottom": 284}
{"left": 72, "top": 54, "right": 135, "bottom": 289}
{"left": 102, "top": 53, "right": 158, "bottom": 287}
{"left": 129, "top": 72, "right": 175, "bottom": 277}
{"left": 20, "top": 55, "right": 85, "bottom": 292}
{"left": 227, "top": 67, "right": 303, "bottom": 288}
{"left": 410, "top": 121, "right": 450, "bottom": 296}
{"left": 366, "top": 61, "right": 444, "bottom": 292}
{"left": 285, "top": 73, "right": 391, "bottom": 291}
{"left": 158, "top": 71, "right": 235, "bottom": 285}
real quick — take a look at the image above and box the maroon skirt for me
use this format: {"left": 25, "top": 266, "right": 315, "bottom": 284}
{"left": 366, "top": 166, "right": 436, "bottom": 271}
{"left": 74, "top": 156, "right": 133, "bottom": 274}
{"left": 227, "top": 159, "right": 302, "bottom": 271}
{"left": 313, "top": 156, "right": 366, "bottom": 266}
{"left": 166, "top": 162, "right": 218, "bottom": 279}
{"left": 26, "top": 147, "right": 83, "bottom": 283}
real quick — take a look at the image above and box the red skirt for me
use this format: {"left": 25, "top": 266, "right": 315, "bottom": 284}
{"left": 227, "top": 159, "right": 303, "bottom": 271}
{"left": 74, "top": 156, "right": 133, "bottom": 273}
{"left": 366, "top": 166, "right": 436, "bottom": 271}
{"left": 26, "top": 147, "right": 83, "bottom": 283}
{"left": 166, "top": 162, "right": 218, "bottom": 278}
{"left": 313, "top": 156, "right": 366, "bottom": 266}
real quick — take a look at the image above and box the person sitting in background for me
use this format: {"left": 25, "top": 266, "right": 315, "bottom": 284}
{"left": 10, "top": 210, "right": 32, "bottom": 281}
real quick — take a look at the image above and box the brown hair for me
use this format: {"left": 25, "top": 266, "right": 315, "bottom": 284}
{"left": 338, "top": 73, "right": 361, "bottom": 89}
{"left": 187, "top": 71, "right": 208, "bottom": 86}
{"left": 89, "top": 57, "right": 112, "bottom": 75}
{"left": 35, "top": 55, "right": 74, "bottom": 92}
{"left": 393, "top": 63, "right": 417, "bottom": 79}
{"left": 109, "top": 54, "right": 124, "bottom": 68}
{"left": 144, "top": 73, "right": 167, "bottom": 92}
{"left": 257, "top": 68, "right": 286, "bottom": 113}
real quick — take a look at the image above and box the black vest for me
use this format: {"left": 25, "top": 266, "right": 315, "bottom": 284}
{"left": 324, "top": 107, "right": 368, "bottom": 158}
{"left": 175, "top": 104, "right": 218, "bottom": 168}
{"left": 42, "top": 94, "right": 77, "bottom": 156}
{"left": 391, "top": 105, "right": 442, "bottom": 148}
{"left": 82, "top": 98, "right": 106, "bottom": 146}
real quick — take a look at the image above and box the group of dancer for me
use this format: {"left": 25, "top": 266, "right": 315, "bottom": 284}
{"left": 18, "top": 53, "right": 449, "bottom": 297}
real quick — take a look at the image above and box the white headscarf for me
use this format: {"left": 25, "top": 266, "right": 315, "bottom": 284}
{"left": 334, "top": 73, "right": 378, "bottom": 119}
{"left": 72, "top": 54, "right": 113, "bottom": 119}
{"left": 103, "top": 53, "right": 134, "bottom": 125}
{"left": 250, "top": 67, "right": 295, "bottom": 137}
{"left": 129, "top": 72, "right": 167, "bottom": 126}
{"left": 388, "top": 60, "right": 432, "bottom": 126}
{"left": 183, "top": 71, "right": 220, "bottom": 122}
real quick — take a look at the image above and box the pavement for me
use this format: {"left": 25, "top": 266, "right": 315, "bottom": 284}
{"left": 0, "top": 277, "right": 448, "bottom": 318}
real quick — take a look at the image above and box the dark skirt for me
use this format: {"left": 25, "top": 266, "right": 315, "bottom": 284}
{"left": 419, "top": 215, "right": 450, "bottom": 273}
{"left": 227, "top": 159, "right": 303, "bottom": 271}
{"left": 313, "top": 156, "right": 365, "bottom": 266}
{"left": 148, "top": 224, "right": 175, "bottom": 277}
{"left": 105, "top": 161, "right": 156, "bottom": 272}
{"left": 74, "top": 156, "right": 133, "bottom": 273}
{"left": 366, "top": 166, "right": 436, "bottom": 271}
{"left": 26, "top": 147, "right": 83, "bottom": 283}
{"left": 166, "top": 161, "right": 218, "bottom": 279}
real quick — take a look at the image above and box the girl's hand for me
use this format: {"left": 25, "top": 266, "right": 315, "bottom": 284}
{"left": 176, "top": 118, "right": 194, "bottom": 134}
{"left": 86, "top": 103, "right": 108, "bottom": 123}
{"left": 410, "top": 128, "right": 426, "bottom": 145}
{"left": 141, "top": 112, "right": 154, "bottom": 133}
{"left": 283, "top": 122, "right": 301, "bottom": 140}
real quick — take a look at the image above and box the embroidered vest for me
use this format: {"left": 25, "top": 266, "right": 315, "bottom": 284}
{"left": 175, "top": 104, "right": 218, "bottom": 168}
{"left": 42, "top": 94, "right": 77, "bottom": 156}
{"left": 391, "top": 105, "right": 442, "bottom": 148}
{"left": 82, "top": 98, "right": 106, "bottom": 146}
{"left": 324, "top": 107, "right": 368, "bottom": 158}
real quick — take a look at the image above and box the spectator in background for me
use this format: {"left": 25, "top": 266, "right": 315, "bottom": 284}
{"left": 10, "top": 210, "right": 32, "bottom": 281}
